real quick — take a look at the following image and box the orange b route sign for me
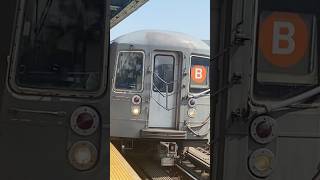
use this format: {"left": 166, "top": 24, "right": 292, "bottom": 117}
{"left": 191, "top": 65, "right": 207, "bottom": 84}
{"left": 259, "top": 12, "right": 310, "bottom": 68}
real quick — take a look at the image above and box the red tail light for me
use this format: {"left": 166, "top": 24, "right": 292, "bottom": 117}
{"left": 76, "top": 113, "right": 94, "bottom": 130}
{"left": 188, "top": 98, "right": 196, "bottom": 107}
{"left": 132, "top": 95, "right": 142, "bottom": 105}
{"left": 256, "top": 121, "right": 272, "bottom": 139}
{"left": 71, "top": 106, "right": 100, "bottom": 136}
{"left": 250, "top": 116, "right": 277, "bottom": 144}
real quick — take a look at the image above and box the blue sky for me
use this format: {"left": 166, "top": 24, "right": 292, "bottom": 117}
{"left": 111, "top": 0, "right": 210, "bottom": 41}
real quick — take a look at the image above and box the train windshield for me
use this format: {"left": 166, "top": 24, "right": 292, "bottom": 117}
{"left": 254, "top": 0, "right": 320, "bottom": 100}
{"left": 15, "top": 0, "right": 105, "bottom": 92}
{"left": 114, "top": 51, "right": 144, "bottom": 91}
{"left": 190, "top": 56, "right": 210, "bottom": 93}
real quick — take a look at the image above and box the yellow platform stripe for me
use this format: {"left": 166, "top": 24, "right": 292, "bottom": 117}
{"left": 110, "top": 143, "right": 141, "bottom": 180}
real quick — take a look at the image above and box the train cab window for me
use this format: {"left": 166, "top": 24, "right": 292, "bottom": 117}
{"left": 190, "top": 56, "right": 210, "bottom": 93}
{"left": 114, "top": 51, "right": 144, "bottom": 92}
{"left": 254, "top": 1, "right": 320, "bottom": 100}
{"left": 153, "top": 55, "right": 174, "bottom": 93}
{"left": 14, "top": 0, "right": 105, "bottom": 92}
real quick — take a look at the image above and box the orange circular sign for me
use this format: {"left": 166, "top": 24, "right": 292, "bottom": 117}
{"left": 259, "top": 12, "right": 309, "bottom": 68}
{"left": 191, "top": 65, "right": 207, "bottom": 84}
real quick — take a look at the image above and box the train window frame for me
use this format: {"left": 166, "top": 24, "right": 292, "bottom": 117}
{"left": 250, "top": 0, "right": 320, "bottom": 102}
{"left": 8, "top": 0, "right": 109, "bottom": 98}
{"left": 112, "top": 50, "right": 145, "bottom": 93}
{"left": 152, "top": 54, "right": 175, "bottom": 94}
{"left": 189, "top": 55, "right": 210, "bottom": 94}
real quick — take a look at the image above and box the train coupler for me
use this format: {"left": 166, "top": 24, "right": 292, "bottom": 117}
{"left": 159, "top": 142, "right": 179, "bottom": 167}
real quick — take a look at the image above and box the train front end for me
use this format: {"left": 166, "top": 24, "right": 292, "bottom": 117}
{"left": 0, "top": 0, "right": 110, "bottom": 179}
{"left": 110, "top": 31, "right": 210, "bottom": 164}
{"left": 213, "top": 0, "right": 320, "bottom": 179}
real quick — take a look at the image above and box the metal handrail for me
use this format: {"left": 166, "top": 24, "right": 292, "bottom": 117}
{"left": 152, "top": 84, "right": 176, "bottom": 97}
{"left": 151, "top": 95, "right": 175, "bottom": 111}
{"left": 152, "top": 84, "right": 166, "bottom": 98}
{"left": 152, "top": 72, "right": 175, "bottom": 111}
{"left": 189, "top": 89, "right": 211, "bottom": 99}
{"left": 153, "top": 72, "right": 174, "bottom": 85}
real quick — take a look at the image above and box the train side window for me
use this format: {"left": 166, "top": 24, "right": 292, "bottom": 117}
{"left": 153, "top": 55, "right": 175, "bottom": 93}
{"left": 190, "top": 56, "right": 210, "bottom": 93}
{"left": 114, "top": 51, "right": 144, "bottom": 92}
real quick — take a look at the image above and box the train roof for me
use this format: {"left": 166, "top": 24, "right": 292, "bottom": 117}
{"left": 112, "top": 30, "right": 210, "bottom": 52}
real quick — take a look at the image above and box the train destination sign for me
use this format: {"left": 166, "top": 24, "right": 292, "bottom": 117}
{"left": 257, "top": 11, "right": 315, "bottom": 84}
{"left": 191, "top": 65, "right": 207, "bottom": 84}
{"left": 258, "top": 12, "right": 311, "bottom": 68}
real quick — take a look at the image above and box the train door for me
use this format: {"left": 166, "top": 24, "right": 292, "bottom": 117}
{"left": 148, "top": 52, "right": 180, "bottom": 128}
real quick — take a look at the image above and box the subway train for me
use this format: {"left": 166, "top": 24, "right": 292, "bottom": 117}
{"left": 109, "top": 30, "right": 210, "bottom": 164}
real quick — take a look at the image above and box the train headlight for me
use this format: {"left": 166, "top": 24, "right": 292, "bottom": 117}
{"left": 71, "top": 106, "right": 100, "bottom": 136}
{"left": 248, "top": 148, "right": 274, "bottom": 178}
{"left": 131, "top": 106, "right": 141, "bottom": 116}
{"left": 254, "top": 155, "right": 271, "bottom": 171}
{"left": 188, "top": 108, "right": 197, "bottom": 118}
{"left": 68, "top": 141, "right": 98, "bottom": 171}
{"left": 250, "top": 116, "right": 277, "bottom": 144}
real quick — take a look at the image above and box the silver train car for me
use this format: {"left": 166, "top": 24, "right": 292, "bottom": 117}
{"left": 109, "top": 30, "right": 210, "bottom": 146}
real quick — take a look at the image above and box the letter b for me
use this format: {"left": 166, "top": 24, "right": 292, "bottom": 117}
{"left": 272, "top": 21, "right": 295, "bottom": 55}
{"left": 195, "top": 68, "right": 203, "bottom": 79}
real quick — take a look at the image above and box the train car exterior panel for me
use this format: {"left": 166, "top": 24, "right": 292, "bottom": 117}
{"left": 0, "top": 0, "right": 110, "bottom": 179}
{"left": 212, "top": 0, "right": 320, "bottom": 179}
